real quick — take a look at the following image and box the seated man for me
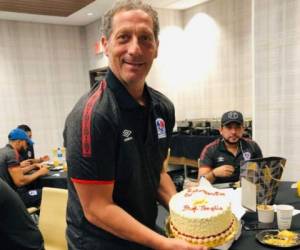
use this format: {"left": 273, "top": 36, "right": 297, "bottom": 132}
{"left": 0, "top": 178, "right": 44, "bottom": 250}
{"left": 17, "top": 124, "right": 50, "bottom": 165}
{"left": 0, "top": 128, "right": 49, "bottom": 207}
{"left": 198, "top": 111, "right": 263, "bottom": 183}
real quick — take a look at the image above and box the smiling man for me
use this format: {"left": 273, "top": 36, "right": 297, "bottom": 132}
{"left": 63, "top": 1, "right": 207, "bottom": 250}
{"left": 198, "top": 110, "right": 263, "bottom": 184}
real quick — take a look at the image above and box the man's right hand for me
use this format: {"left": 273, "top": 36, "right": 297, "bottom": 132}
{"left": 158, "top": 238, "right": 208, "bottom": 250}
{"left": 38, "top": 166, "right": 49, "bottom": 176}
{"left": 213, "top": 165, "right": 235, "bottom": 178}
{"left": 20, "top": 159, "right": 33, "bottom": 167}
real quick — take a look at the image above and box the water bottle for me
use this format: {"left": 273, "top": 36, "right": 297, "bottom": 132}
{"left": 57, "top": 147, "right": 63, "bottom": 164}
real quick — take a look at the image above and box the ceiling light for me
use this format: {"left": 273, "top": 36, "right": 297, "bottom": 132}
{"left": 87, "top": 12, "right": 93, "bottom": 16}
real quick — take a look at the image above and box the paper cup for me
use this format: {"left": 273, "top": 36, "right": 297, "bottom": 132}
{"left": 276, "top": 205, "right": 294, "bottom": 230}
{"left": 257, "top": 205, "right": 274, "bottom": 223}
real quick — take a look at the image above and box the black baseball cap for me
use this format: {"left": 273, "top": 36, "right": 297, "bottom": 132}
{"left": 221, "top": 111, "right": 244, "bottom": 126}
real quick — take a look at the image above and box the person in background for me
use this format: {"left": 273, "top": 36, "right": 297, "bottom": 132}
{"left": 0, "top": 178, "right": 44, "bottom": 250}
{"left": 63, "top": 1, "right": 207, "bottom": 250}
{"left": 17, "top": 124, "right": 50, "bottom": 165}
{"left": 198, "top": 110, "right": 263, "bottom": 184}
{"left": 0, "top": 128, "right": 49, "bottom": 207}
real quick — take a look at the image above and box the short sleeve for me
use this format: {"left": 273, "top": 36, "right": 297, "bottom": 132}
{"left": 253, "top": 141, "right": 263, "bottom": 158}
{"left": 199, "top": 145, "right": 214, "bottom": 168}
{"left": 65, "top": 112, "right": 119, "bottom": 182}
{"left": 6, "top": 148, "right": 19, "bottom": 168}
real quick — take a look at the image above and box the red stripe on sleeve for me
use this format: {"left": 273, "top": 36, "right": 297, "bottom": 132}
{"left": 81, "top": 80, "right": 107, "bottom": 157}
{"left": 71, "top": 178, "right": 114, "bottom": 185}
{"left": 200, "top": 139, "right": 219, "bottom": 160}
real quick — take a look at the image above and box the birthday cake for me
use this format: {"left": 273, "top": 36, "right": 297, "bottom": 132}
{"left": 169, "top": 182, "right": 237, "bottom": 246}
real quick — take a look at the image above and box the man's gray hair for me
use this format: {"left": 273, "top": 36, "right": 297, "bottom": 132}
{"left": 102, "top": 0, "right": 159, "bottom": 40}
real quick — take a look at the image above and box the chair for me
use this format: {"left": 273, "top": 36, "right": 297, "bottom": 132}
{"left": 38, "top": 187, "right": 68, "bottom": 250}
{"left": 168, "top": 156, "right": 198, "bottom": 178}
{"left": 27, "top": 206, "right": 40, "bottom": 224}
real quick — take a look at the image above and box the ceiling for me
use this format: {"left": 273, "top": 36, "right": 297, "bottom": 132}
{"left": 0, "top": 0, "right": 210, "bottom": 26}
{"left": 0, "top": 0, "right": 95, "bottom": 17}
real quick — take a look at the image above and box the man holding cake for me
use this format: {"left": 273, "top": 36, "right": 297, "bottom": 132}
{"left": 198, "top": 110, "right": 263, "bottom": 184}
{"left": 64, "top": 0, "right": 207, "bottom": 249}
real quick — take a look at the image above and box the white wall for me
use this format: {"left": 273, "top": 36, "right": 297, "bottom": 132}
{"left": 254, "top": 0, "right": 300, "bottom": 180}
{"left": 85, "top": 19, "right": 108, "bottom": 70}
{"left": 0, "top": 20, "right": 89, "bottom": 156}
{"left": 85, "top": 0, "right": 252, "bottom": 122}
{"left": 179, "top": 0, "right": 252, "bottom": 120}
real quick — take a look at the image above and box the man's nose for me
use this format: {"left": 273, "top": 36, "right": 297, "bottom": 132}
{"left": 229, "top": 128, "right": 238, "bottom": 133}
{"left": 128, "top": 37, "right": 141, "bottom": 55}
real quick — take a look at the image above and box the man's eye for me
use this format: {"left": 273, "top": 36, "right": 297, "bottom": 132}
{"left": 117, "top": 35, "right": 129, "bottom": 41}
{"left": 140, "top": 35, "right": 152, "bottom": 42}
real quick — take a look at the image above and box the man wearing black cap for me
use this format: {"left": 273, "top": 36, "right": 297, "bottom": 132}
{"left": 0, "top": 128, "right": 49, "bottom": 207}
{"left": 198, "top": 111, "right": 262, "bottom": 184}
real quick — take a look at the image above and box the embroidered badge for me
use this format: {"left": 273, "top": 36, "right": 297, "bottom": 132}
{"left": 243, "top": 152, "right": 251, "bottom": 160}
{"left": 156, "top": 118, "right": 166, "bottom": 139}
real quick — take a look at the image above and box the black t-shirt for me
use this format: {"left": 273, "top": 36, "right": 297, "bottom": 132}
{"left": 0, "top": 178, "right": 44, "bottom": 250}
{"left": 0, "top": 144, "right": 20, "bottom": 190}
{"left": 63, "top": 69, "right": 175, "bottom": 249}
{"left": 200, "top": 138, "right": 263, "bottom": 183}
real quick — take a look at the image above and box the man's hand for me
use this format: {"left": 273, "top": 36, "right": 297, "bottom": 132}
{"left": 20, "top": 159, "right": 33, "bottom": 167}
{"left": 38, "top": 166, "right": 49, "bottom": 176}
{"left": 40, "top": 155, "right": 50, "bottom": 162}
{"left": 157, "top": 238, "right": 208, "bottom": 250}
{"left": 213, "top": 165, "right": 235, "bottom": 178}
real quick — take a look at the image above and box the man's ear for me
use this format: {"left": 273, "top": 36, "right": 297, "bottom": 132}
{"left": 219, "top": 128, "right": 223, "bottom": 136}
{"left": 101, "top": 36, "right": 109, "bottom": 57}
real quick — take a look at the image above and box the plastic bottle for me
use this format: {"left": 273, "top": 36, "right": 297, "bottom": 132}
{"left": 57, "top": 147, "right": 63, "bottom": 164}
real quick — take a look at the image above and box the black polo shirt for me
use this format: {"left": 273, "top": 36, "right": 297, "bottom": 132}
{"left": 0, "top": 179, "right": 44, "bottom": 250}
{"left": 63, "top": 69, "right": 175, "bottom": 250}
{"left": 0, "top": 144, "right": 20, "bottom": 190}
{"left": 200, "top": 138, "right": 263, "bottom": 183}
{"left": 20, "top": 144, "right": 35, "bottom": 161}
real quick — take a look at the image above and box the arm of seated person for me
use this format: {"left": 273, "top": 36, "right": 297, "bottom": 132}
{"left": 198, "top": 165, "right": 235, "bottom": 183}
{"left": 20, "top": 159, "right": 33, "bottom": 167}
{"left": 32, "top": 155, "right": 50, "bottom": 164}
{"left": 8, "top": 165, "right": 49, "bottom": 187}
{"left": 73, "top": 182, "right": 207, "bottom": 250}
{"left": 20, "top": 163, "right": 41, "bottom": 174}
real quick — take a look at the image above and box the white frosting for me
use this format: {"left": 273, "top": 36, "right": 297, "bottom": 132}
{"left": 169, "top": 185, "right": 233, "bottom": 238}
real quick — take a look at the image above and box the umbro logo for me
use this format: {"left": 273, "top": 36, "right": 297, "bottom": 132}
{"left": 122, "top": 129, "right": 133, "bottom": 142}
{"left": 217, "top": 156, "right": 225, "bottom": 162}
{"left": 122, "top": 130, "right": 132, "bottom": 137}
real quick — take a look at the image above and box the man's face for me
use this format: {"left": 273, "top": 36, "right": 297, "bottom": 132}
{"left": 220, "top": 123, "right": 244, "bottom": 144}
{"left": 27, "top": 131, "right": 32, "bottom": 139}
{"left": 102, "top": 9, "right": 158, "bottom": 86}
{"left": 17, "top": 140, "right": 28, "bottom": 152}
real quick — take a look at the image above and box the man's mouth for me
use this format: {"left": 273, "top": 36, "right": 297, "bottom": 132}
{"left": 124, "top": 60, "right": 144, "bottom": 67}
